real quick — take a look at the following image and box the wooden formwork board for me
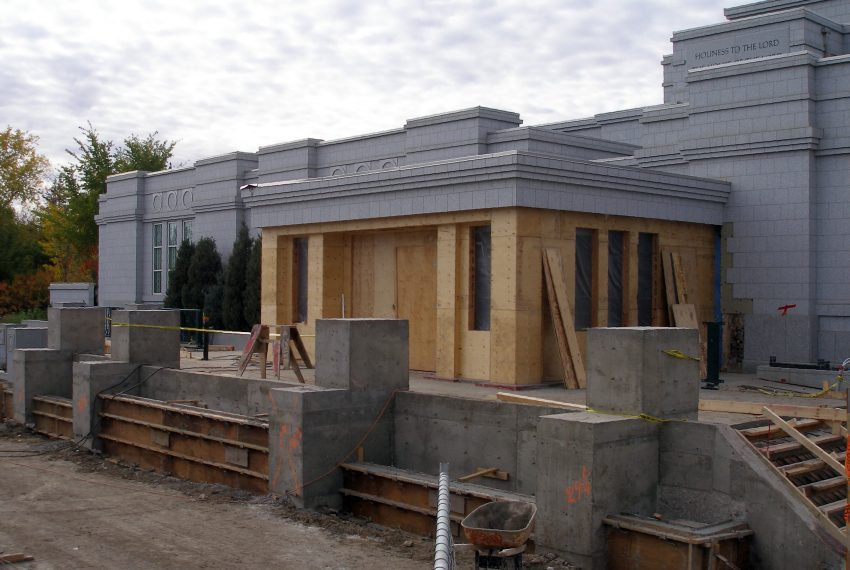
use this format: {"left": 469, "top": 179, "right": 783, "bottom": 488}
{"left": 1, "top": 383, "right": 12, "bottom": 421}
{"left": 98, "top": 395, "right": 269, "bottom": 493}
{"left": 31, "top": 395, "right": 73, "bottom": 440}
{"left": 341, "top": 462, "right": 532, "bottom": 541}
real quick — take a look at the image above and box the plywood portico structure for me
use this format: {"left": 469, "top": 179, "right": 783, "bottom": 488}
{"left": 254, "top": 148, "right": 729, "bottom": 386}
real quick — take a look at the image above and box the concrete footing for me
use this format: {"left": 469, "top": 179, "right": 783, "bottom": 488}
{"left": 756, "top": 364, "right": 846, "bottom": 391}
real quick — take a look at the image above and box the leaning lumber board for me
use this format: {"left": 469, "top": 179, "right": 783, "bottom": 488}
{"left": 699, "top": 399, "right": 848, "bottom": 422}
{"left": 762, "top": 407, "right": 845, "bottom": 475}
{"left": 671, "top": 251, "right": 689, "bottom": 304}
{"left": 545, "top": 248, "right": 587, "bottom": 389}
{"left": 542, "top": 253, "right": 578, "bottom": 390}
{"left": 496, "top": 392, "right": 588, "bottom": 411}
{"left": 671, "top": 303, "right": 707, "bottom": 379}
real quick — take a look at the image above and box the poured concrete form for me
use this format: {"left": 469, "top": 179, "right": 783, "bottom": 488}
{"left": 7, "top": 312, "right": 846, "bottom": 568}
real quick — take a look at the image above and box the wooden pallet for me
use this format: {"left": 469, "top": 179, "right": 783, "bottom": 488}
{"left": 735, "top": 409, "right": 848, "bottom": 545}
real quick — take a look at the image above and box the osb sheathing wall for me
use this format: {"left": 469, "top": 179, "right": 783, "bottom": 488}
{"left": 261, "top": 207, "right": 716, "bottom": 385}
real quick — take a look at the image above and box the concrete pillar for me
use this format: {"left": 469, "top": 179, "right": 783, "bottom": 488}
{"left": 267, "top": 386, "right": 394, "bottom": 509}
{"left": 4, "top": 327, "right": 47, "bottom": 385}
{"left": 586, "top": 327, "right": 700, "bottom": 420}
{"left": 0, "top": 324, "right": 24, "bottom": 370}
{"left": 72, "top": 361, "right": 140, "bottom": 450}
{"left": 535, "top": 412, "right": 659, "bottom": 568}
{"left": 110, "top": 310, "right": 180, "bottom": 368}
{"left": 268, "top": 318, "right": 407, "bottom": 509}
{"left": 315, "top": 319, "right": 409, "bottom": 392}
{"left": 12, "top": 349, "right": 72, "bottom": 424}
{"left": 47, "top": 307, "right": 105, "bottom": 354}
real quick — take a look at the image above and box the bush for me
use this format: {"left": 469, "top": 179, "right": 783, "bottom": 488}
{"left": 0, "top": 267, "right": 52, "bottom": 318}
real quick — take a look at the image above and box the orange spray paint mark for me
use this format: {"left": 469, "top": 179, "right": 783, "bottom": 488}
{"left": 564, "top": 466, "right": 592, "bottom": 505}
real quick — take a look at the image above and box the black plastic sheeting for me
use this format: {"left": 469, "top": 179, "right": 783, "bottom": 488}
{"left": 608, "top": 231, "right": 624, "bottom": 327}
{"left": 295, "top": 237, "right": 309, "bottom": 323}
{"left": 574, "top": 228, "right": 593, "bottom": 330}
{"left": 638, "top": 233, "right": 654, "bottom": 326}
{"left": 473, "top": 226, "right": 491, "bottom": 331}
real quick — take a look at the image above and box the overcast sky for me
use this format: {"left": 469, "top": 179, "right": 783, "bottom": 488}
{"left": 1, "top": 0, "right": 730, "bottom": 171}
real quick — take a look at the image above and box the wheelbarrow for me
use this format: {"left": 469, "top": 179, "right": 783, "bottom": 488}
{"left": 460, "top": 501, "right": 537, "bottom": 569}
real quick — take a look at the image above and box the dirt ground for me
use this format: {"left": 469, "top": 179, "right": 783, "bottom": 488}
{"left": 0, "top": 425, "right": 436, "bottom": 570}
{"left": 0, "top": 424, "right": 575, "bottom": 570}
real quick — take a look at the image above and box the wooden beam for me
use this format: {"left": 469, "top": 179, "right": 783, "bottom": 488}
{"left": 0, "top": 554, "right": 34, "bottom": 564}
{"left": 458, "top": 467, "right": 500, "bottom": 482}
{"left": 698, "top": 399, "right": 849, "bottom": 422}
{"left": 496, "top": 392, "right": 587, "bottom": 411}
{"left": 762, "top": 406, "right": 845, "bottom": 475}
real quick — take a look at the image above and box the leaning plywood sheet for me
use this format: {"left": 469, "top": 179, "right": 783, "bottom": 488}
{"left": 660, "top": 249, "right": 676, "bottom": 324}
{"left": 543, "top": 252, "right": 578, "bottom": 390}
{"left": 672, "top": 303, "right": 707, "bottom": 379}
{"left": 670, "top": 251, "right": 689, "bottom": 304}
{"left": 671, "top": 304, "right": 698, "bottom": 329}
{"left": 544, "top": 248, "right": 586, "bottom": 389}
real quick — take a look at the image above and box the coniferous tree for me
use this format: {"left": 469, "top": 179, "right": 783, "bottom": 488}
{"left": 222, "top": 225, "right": 252, "bottom": 331}
{"left": 164, "top": 240, "right": 195, "bottom": 308}
{"left": 243, "top": 236, "right": 262, "bottom": 326}
{"left": 204, "top": 281, "right": 224, "bottom": 330}
{"left": 182, "top": 237, "right": 221, "bottom": 312}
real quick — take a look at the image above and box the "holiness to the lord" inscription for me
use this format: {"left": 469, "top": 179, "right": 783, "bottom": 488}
{"left": 687, "top": 27, "right": 790, "bottom": 68}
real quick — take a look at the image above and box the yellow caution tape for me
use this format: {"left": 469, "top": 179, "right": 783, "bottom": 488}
{"left": 106, "top": 318, "right": 316, "bottom": 338}
{"left": 662, "top": 349, "right": 701, "bottom": 361}
{"left": 739, "top": 374, "right": 845, "bottom": 399}
{"left": 585, "top": 407, "right": 686, "bottom": 424}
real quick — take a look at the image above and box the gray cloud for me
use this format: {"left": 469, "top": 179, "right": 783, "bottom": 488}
{"left": 1, "top": 0, "right": 729, "bottom": 171}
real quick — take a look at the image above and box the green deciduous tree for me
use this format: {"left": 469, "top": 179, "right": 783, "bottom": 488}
{"left": 37, "top": 124, "right": 177, "bottom": 281}
{"left": 222, "top": 225, "right": 253, "bottom": 331}
{"left": 0, "top": 126, "right": 50, "bottom": 208}
{"left": 243, "top": 236, "right": 262, "bottom": 326}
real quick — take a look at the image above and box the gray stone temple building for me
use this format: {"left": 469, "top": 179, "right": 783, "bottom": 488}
{"left": 97, "top": 0, "right": 850, "bottom": 377}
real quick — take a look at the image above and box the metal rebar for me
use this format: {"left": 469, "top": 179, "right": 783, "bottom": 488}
{"left": 434, "top": 462, "right": 455, "bottom": 570}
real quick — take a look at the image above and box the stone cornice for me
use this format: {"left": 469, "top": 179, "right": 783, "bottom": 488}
{"left": 242, "top": 151, "right": 729, "bottom": 227}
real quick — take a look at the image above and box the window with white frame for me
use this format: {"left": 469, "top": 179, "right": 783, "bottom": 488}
{"left": 167, "top": 222, "right": 178, "bottom": 273}
{"left": 153, "top": 223, "right": 164, "bottom": 294}
{"left": 152, "top": 219, "right": 194, "bottom": 295}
